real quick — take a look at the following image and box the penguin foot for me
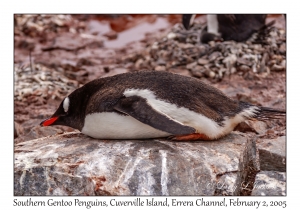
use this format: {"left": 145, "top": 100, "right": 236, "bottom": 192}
{"left": 168, "top": 133, "right": 211, "bottom": 141}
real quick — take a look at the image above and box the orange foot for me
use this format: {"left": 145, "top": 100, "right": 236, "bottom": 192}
{"left": 168, "top": 133, "right": 212, "bottom": 141}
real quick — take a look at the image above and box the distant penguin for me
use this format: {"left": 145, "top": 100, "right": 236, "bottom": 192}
{"left": 182, "top": 14, "right": 268, "bottom": 43}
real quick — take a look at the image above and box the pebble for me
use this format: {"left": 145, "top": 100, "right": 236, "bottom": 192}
{"left": 239, "top": 65, "right": 251, "bottom": 72}
{"left": 271, "top": 64, "right": 285, "bottom": 71}
{"left": 135, "top": 58, "right": 144, "bottom": 69}
{"left": 190, "top": 69, "right": 203, "bottom": 78}
{"left": 186, "top": 62, "right": 197, "bottom": 70}
{"left": 155, "top": 65, "right": 166, "bottom": 71}
{"left": 281, "top": 60, "right": 286, "bottom": 68}
{"left": 230, "top": 67, "right": 237, "bottom": 74}
{"left": 209, "top": 71, "right": 216, "bottom": 78}
{"left": 208, "top": 51, "right": 222, "bottom": 62}
{"left": 223, "top": 54, "right": 237, "bottom": 68}
{"left": 197, "top": 58, "right": 209, "bottom": 65}
{"left": 167, "top": 32, "right": 177, "bottom": 40}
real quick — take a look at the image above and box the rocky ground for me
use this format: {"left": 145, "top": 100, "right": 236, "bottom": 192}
{"left": 14, "top": 14, "right": 286, "bottom": 196}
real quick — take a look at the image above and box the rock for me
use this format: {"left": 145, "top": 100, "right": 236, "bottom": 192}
{"left": 197, "top": 58, "right": 209, "bottom": 65}
{"left": 14, "top": 132, "right": 256, "bottom": 196}
{"left": 190, "top": 65, "right": 205, "bottom": 78}
{"left": 230, "top": 67, "right": 237, "bottom": 74}
{"left": 155, "top": 65, "right": 166, "bottom": 71}
{"left": 251, "top": 171, "right": 286, "bottom": 196}
{"left": 271, "top": 64, "right": 285, "bottom": 71}
{"left": 236, "top": 93, "right": 258, "bottom": 105}
{"left": 103, "top": 30, "right": 118, "bottom": 40}
{"left": 156, "top": 58, "right": 166, "bottom": 66}
{"left": 281, "top": 59, "right": 286, "bottom": 69}
{"left": 223, "top": 54, "right": 237, "bottom": 69}
{"left": 239, "top": 65, "right": 251, "bottom": 72}
{"left": 279, "top": 43, "right": 286, "bottom": 54}
{"left": 236, "top": 57, "right": 252, "bottom": 66}
{"left": 14, "top": 121, "right": 24, "bottom": 139}
{"left": 247, "top": 121, "right": 267, "bottom": 135}
{"left": 167, "top": 32, "right": 177, "bottom": 40}
{"left": 18, "top": 126, "right": 64, "bottom": 143}
{"left": 209, "top": 71, "right": 216, "bottom": 78}
{"left": 151, "top": 42, "right": 159, "bottom": 50}
{"left": 186, "top": 61, "right": 197, "bottom": 70}
{"left": 257, "top": 136, "right": 286, "bottom": 172}
{"left": 208, "top": 51, "right": 222, "bottom": 62}
{"left": 234, "top": 122, "right": 257, "bottom": 134}
{"left": 135, "top": 58, "right": 144, "bottom": 69}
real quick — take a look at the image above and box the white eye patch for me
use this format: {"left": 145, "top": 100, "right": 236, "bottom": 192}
{"left": 63, "top": 97, "right": 70, "bottom": 113}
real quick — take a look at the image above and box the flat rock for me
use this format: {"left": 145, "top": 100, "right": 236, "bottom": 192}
{"left": 257, "top": 136, "right": 286, "bottom": 172}
{"left": 15, "top": 125, "right": 65, "bottom": 144}
{"left": 14, "top": 131, "right": 256, "bottom": 196}
{"left": 251, "top": 171, "right": 286, "bottom": 196}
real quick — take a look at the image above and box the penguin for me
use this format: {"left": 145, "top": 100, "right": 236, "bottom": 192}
{"left": 182, "top": 14, "right": 268, "bottom": 43}
{"left": 40, "top": 71, "right": 285, "bottom": 140}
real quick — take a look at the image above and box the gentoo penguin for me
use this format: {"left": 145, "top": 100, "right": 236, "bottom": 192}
{"left": 182, "top": 14, "right": 268, "bottom": 43}
{"left": 40, "top": 71, "right": 285, "bottom": 140}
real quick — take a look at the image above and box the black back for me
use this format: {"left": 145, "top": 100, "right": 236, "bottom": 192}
{"left": 85, "top": 71, "right": 241, "bottom": 122}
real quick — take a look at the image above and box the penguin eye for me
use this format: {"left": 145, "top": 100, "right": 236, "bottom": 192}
{"left": 63, "top": 97, "right": 70, "bottom": 113}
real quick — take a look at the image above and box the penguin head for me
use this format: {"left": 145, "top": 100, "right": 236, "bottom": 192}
{"left": 40, "top": 87, "right": 87, "bottom": 131}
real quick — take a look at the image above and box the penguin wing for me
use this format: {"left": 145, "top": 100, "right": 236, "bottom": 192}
{"left": 113, "top": 96, "right": 196, "bottom": 135}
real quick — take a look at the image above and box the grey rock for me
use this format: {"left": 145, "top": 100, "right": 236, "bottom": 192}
{"left": 208, "top": 51, "right": 222, "bottom": 62}
{"left": 239, "top": 65, "right": 251, "bottom": 72}
{"left": 16, "top": 126, "right": 64, "bottom": 144}
{"left": 14, "top": 132, "right": 256, "bottom": 196}
{"left": 223, "top": 54, "right": 237, "bottom": 69}
{"left": 190, "top": 65, "right": 205, "bottom": 78}
{"left": 155, "top": 65, "right": 166, "bottom": 71}
{"left": 257, "top": 136, "right": 286, "bottom": 172}
{"left": 251, "top": 171, "right": 286, "bottom": 196}
{"left": 156, "top": 58, "right": 166, "bottom": 66}
{"left": 236, "top": 57, "right": 253, "bottom": 66}
{"left": 186, "top": 61, "right": 197, "bottom": 70}
{"left": 197, "top": 58, "right": 209, "bottom": 65}
{"left": 247, "top": 121, "right": 267, "bottom": 135}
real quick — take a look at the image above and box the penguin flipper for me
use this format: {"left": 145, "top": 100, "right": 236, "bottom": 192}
{"left": 114, "top": 96, "right": 196, "bottom": 135}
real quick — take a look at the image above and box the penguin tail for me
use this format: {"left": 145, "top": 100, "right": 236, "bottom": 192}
{"left": 239, "top": 101, "right": 285, "bottom": 121}
{"left": 254, "top": 106, "right": 286, "bottom": 121}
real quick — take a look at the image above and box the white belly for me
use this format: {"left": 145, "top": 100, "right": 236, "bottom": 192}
{"left": 81, "top": 112, "right": 171, "bottom": 139}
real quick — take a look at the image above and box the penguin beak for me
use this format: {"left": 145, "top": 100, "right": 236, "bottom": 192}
{"left": 40, "top": 116, "right": 59, "bottom": 127}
